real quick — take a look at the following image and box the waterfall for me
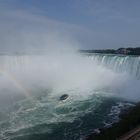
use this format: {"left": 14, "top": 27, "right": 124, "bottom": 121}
{"left": 0, "top": 54, "right": 140, "bottom": 78}
{"left": 87, "top": 53, "right": 140, "bottom": 78}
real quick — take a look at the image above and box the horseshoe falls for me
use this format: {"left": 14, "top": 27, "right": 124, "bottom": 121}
{"left": 88, "top": 54, "right": 140, "bottom": 78}
{"left": 0, "top": 53, "right": 140, "bottom": 140}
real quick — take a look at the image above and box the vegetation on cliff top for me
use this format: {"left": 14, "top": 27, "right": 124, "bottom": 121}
{"left": 80, "top": 47, "right": 140, "bottom": 55}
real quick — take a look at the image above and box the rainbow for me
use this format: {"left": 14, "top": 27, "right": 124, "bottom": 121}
{"left": 0, "top": 68, "right": 32, "bottom": 99}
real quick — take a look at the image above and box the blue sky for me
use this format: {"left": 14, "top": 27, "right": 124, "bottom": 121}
{"left": 0, "top": 0, "right": 140, "bottom": 51}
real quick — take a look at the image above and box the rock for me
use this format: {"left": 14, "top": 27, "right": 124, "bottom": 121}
{"left": 60, "top": 94, "right": 69, "bottom": 101}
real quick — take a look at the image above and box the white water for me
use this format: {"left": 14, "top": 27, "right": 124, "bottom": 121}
{"left": 0, "top": 54, "right": 122, "bottom": 96}
{"left": 88, "top": 53, "right": 140, "bottom": 78}
{"left": 0, "top": 53, "right": 139, "bottom": 101}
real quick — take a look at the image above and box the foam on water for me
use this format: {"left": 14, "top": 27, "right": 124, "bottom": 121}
{"left": 0, "top": 92, "right": 104, "bottom": 139}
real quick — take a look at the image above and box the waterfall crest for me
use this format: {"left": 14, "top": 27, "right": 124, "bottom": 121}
{"left": 88, "top": 54, "right": 140, "bottom": 78}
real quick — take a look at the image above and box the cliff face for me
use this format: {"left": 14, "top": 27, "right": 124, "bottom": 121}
{"left": 80, "top": 47, "right": 140, "bottom": 55}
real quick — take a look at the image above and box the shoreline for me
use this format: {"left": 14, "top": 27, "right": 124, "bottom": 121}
{"left": 87, "top": 102, "right": 140, "bottom": 140}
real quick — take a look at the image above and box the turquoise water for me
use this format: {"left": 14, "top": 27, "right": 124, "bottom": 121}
{"left": 0, "top": 91, "right": 134, "bottom": 140}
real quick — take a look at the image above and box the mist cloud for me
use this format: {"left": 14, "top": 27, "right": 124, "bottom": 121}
{"left": 0, "top": 9, "right": 88, "bottom": 53}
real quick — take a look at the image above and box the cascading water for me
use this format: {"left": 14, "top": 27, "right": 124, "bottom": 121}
{"left": 0, "top": 53, "right": 139, "bottom": 140}
{"left": 87, "top": 53, "right": 140, "bottom": 78}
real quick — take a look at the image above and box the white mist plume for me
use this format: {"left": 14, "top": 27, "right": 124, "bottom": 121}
{"left": 0, "top": 54, "right": 130, "bottom": 99}
{"left": 0, "top": 9, "right": 140, "bottom": 103}
{"left": 0, "top": 9, "right": 82, "bottom": 53}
